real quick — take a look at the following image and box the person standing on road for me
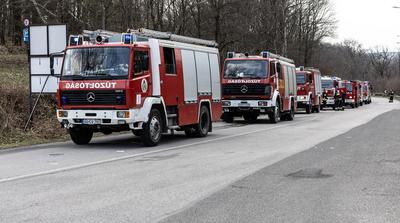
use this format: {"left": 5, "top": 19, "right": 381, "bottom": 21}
{"left": 334, "top": 89, "right": 341, "bottom": 111}
{"left": 341, "top": 89, "right": 346, "bottom": 110}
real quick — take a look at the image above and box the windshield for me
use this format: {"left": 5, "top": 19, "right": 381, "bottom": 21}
{"left": 224, "top": 60, "right": 268, "bottom": 79}
{"left": 296, "top": 74, "right": 306, "bottom": 85}
{"left": 62, "top": 47, "right": 130, "bottom": 80}
{"left": 346, "top": 83, "right": 352, "bottom": 92}
{"left": 322, "top": 79, "right": 334, "bottom": 89}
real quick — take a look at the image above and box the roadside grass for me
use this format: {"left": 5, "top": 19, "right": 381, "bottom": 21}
{"left": 0, "top": 52, "right": 67, "bottom": 149}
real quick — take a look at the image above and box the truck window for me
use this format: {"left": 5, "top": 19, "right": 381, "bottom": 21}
{"left": 277, "top": 63, "right": 283, "bottom": 80}
{"left": 224, "top": 60, "right": 268, "bottom": 79}
{"left": 133, "top": 51, "right": 149, "bottom": 75}
{"left": 270, "top": 62, "right": 276, "bottom": 76}
{"left": 163, "top": 47, "right": 176, "bottom": 74}
{"left": 296, "top": 73, "right": 306, "bottom": 84}
{"left": 346, "top": 82, "right": 352, "bottom": 92}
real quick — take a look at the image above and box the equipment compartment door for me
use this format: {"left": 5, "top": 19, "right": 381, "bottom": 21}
{"left": 160, "top": 47, "right": 183, "bottom": 106}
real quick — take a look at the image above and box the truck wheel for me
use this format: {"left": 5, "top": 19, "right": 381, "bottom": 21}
{"left": 306, "top": 104, "right": 312, "bottom": 114}
{"left": 286, "top": 102, "right": 295, "bottom": 121}
{"left": 141, "top": 109, "right": 163, "bottom": 147}
{"left": 69, "top": 127, "right": 93, "bottom": 145}
{"left": 269, "top": 101, "right": 280, "bottom": 124}
{"left": 351, "top": 104, "right": 355, "bottom": 108}
{"left": 243, "top": 114, "right": 258, "bottom": 123}
{"left": 132, "top": 130, "right": 142, "bottom": 137}
{"left": 315, "top": 104, "right": 321, "bottom": 113}
{"left": 355, "top": 103, "right": 359, "bottom": 108}
{"left": 193, "top": 106, "right": 211, "bottom": 137}
{"left": 222, "top": 113, "right": 234, "bottom": 123}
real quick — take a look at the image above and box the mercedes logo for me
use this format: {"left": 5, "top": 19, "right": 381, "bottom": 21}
{"left": 87, "top": 92, "right": 95, "bottom": 103}
{"left": 240, "top": 85, "right": 248, "bottom": 94}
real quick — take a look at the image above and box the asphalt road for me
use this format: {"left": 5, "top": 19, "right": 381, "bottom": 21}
{"left": 162, "top": 104, "right": 400, "bottom": 223}
{"left": 0, "top": 97, "right": 398, "bottom": 223}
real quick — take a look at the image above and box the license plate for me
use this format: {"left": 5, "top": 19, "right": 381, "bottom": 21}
{"left": 239, "top": 102, "right": 250, "bottom": 107}
{"left": 82, "top": 119, "right": 101, "bottom": 125}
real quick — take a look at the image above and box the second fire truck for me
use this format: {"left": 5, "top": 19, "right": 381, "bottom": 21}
{"left": 295, "top": 67, "right": 323, "bottom": 114}
{"left": 221, "top": 52, "right": 297, "bottom": 123}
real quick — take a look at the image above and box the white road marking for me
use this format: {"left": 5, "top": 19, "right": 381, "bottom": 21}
{"left": 0, "top": 119, "right": 312, "bottom": 184}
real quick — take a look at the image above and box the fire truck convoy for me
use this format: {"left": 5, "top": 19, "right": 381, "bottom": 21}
{"left": 51, "top": 28, "right": 374, "bottom": 146}
{"left": 221, "top": 52, "right": 297, "bottom": 123}
{"left": 54, "top": 29, "right": 222, "bottom": 146}
{"left": 295, "top": 67, "right": 322, "bottom": 114}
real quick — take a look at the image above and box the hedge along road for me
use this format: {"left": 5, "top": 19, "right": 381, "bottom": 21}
{"left": 0, "top": 97, "right": 398, "bottom": 223}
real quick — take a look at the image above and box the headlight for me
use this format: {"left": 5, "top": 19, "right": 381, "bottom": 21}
{"left": 349, "top": 96, "right": 353, "bottom": 99}
{"left": 58, "top": 111, "right": 68, "bottom": 118}
{"left": 222, "top": 101, "right": 231, "bottom": 106}
{"left": 117, "top": 111, "right": 130, "bottom": 118}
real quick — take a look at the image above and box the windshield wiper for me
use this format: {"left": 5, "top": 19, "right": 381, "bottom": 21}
{"left": 94, "top": 72, "right": 116, "bottom": 80}
{"left": 64, "top": 75, "right": 84, "bottom": 80}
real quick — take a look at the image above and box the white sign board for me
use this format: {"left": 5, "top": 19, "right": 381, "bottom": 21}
{"left": 29, "top": 26, "right": 48, "bottom": 56}
{"left": 29, "top": 24, "right": 67, "bottom": 94}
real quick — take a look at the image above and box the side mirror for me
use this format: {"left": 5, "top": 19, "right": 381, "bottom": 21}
{"left": 50, "top": 54, "right": 55, "bottom": 76}
{"left": 276, "top": 63, "right": 281, "bottom": 74}
{"left": 50, "top": 51, "right": 64, "bottom": 76}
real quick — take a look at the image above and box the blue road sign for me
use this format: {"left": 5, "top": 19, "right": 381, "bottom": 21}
{"left": 23, "top": 28, "right": 29, "bottom": 43}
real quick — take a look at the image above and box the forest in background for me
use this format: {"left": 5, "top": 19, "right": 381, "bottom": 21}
{"left": 1, "top": 0, "right": 400, "bottom": 91}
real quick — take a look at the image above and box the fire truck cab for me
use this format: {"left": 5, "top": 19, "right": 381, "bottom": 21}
{"left": 295, "top": 67, "right": 322, "bottom": 114}
{"left": 54, "top": 29, "right": 222, "bottom": 146}
{"left": 221, "top": 52, "right": 297, "bottom": 123}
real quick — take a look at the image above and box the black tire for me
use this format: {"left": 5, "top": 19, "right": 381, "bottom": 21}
{"left": 306, "top": 104, "right": 312, "bottom": 114}
{"left": 69, "top": 127, "right": 93, "bottom": 145}
{"left": 243, "top": 114, "right": 258, "bottom": 123}
{"left": 355, "top": 102, "right": 359, "bottom": 108}
{"left": 315, "top": 98, "right": 321, "bottom": 113}
{"left": 222, "top": 113, "right": 234, "bottom": 123}
{"left": 351, "top": 104, "right": 355, "bottom": 108}
{"left": 193, "top": 106, "right": 211, "bottom": 137}
{"left": 141, "top": 109, "right": 163, "bottom": 147}
{"left": 286, "top": 101, "right": 295, "bottom": 121}
{"left": 269, "top": 101, "right": 280, "bottom": 124}
{"left": 132, "top": 130, "right": 142, "bottom": 137}
{"left": 184, "top": 128, "right": 196, "bottom": 137}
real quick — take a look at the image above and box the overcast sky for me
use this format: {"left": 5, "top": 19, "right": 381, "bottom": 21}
{"left": 327, "top": 0, "right": 400, "bottom": 50}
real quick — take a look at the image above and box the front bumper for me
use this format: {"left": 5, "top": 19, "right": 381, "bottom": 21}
{"left": 297, "top": 95, "right": 310, "bottom": 108}
{"left": 345, "top": 99, "right": 355, "bottom": 104}
{"left": 322, "top": 97, "right": 335, "bottom": 105}
{"left": 222, "top": 100, "right": 275, "bottom": 114}
{"left": 57, "top": 109, "right": 146, "bottom": 130}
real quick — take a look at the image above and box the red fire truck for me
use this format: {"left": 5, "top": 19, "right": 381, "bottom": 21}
{"left": 52, "top": 29, "right": 222, "bottom": 146}
{"left": 295, "top": 67, "right": 322, "bottom": 114}
{"left": 221, "top": 52, "right": 297, "bottom": 123}
{"left": 321, "top": 76, "right": 339, "bottom": 110}
{"left": 341, "top": 80, "right": 361, "bottom": 108}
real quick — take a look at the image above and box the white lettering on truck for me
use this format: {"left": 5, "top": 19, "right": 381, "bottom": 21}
{"left": 65, "top": 82, "right": 117, "bottom": 89}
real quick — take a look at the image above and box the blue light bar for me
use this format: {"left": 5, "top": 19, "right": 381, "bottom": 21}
{"left": 261, "top": 51, "right": 269, "bottom": 58}
{"left": 69, "top": 35, "right": 83, "bottom": 46}
{"left": 122, "top": 33, "right": 133, "bottom": 44}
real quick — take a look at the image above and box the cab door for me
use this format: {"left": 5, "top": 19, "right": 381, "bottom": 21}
{"left": 132, "top": 48, "right": 152, "bottom": 107}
